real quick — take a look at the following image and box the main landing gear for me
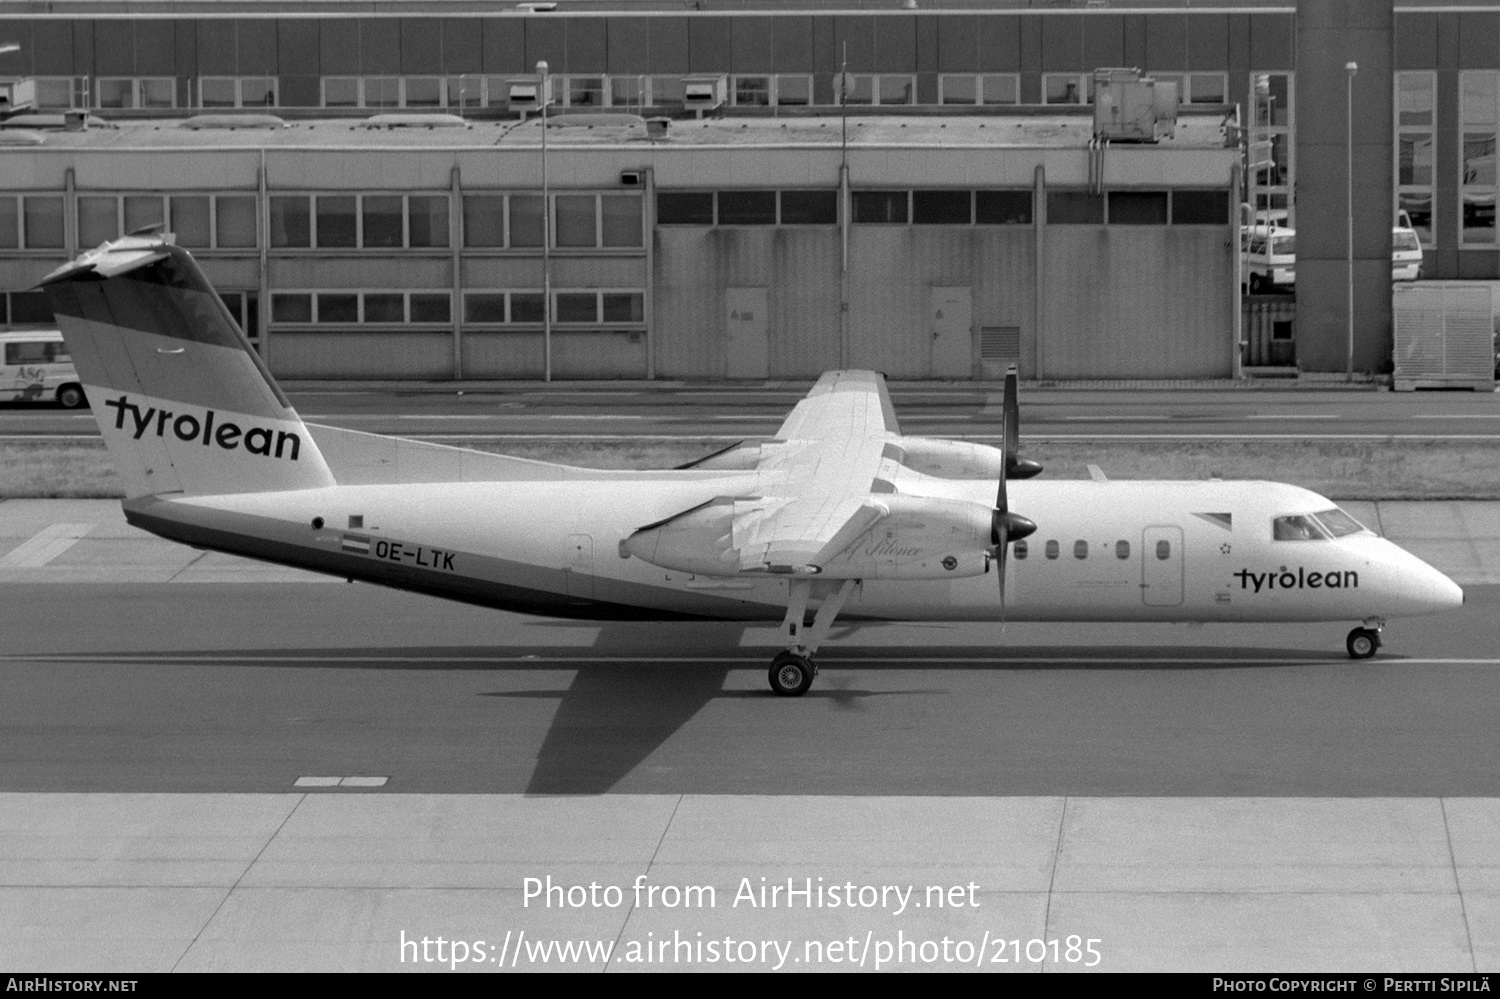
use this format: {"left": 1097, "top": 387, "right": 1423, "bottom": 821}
{"left": 768, "top": 577, "right": 859, "bottom": 697}
{"left": 1346, "top": 618, "right": 1385, "bottom": 660}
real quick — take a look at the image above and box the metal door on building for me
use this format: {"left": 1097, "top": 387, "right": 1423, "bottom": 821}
{"left": 1141, "top": 525, "right": 1183, "bottom": 606}
{"left": 726, "top": 287, "right": 769, "bottom": 379}
{"left": 929, "top": 286, "right": 973, "bottom": 378}
{"left": 565, "top": 533, "right": 594, "bottom": 599}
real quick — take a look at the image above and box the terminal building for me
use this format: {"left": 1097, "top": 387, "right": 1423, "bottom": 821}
{"left": 0, "top": 1, "right": 1485, "bottom": 380}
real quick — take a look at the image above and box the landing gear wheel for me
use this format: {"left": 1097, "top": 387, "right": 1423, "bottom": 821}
{"left": 56, "top": 384, "right": 85, "bottom": 409}
{"left": 768, "top": 652, "right": 816, "bottom": 697}
{"left": 1346, "top": 627, "right": 1381, "bottom": 660}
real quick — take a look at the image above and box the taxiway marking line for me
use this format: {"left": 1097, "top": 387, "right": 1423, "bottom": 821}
{"left": 5, "top": 654, "right": 1499, "bottom": 666}
{"left": 0, "top": 523, "right": 94, "bottom": 568}
{"left": 12, "top": 432, "right": 1500, "bottom": 442}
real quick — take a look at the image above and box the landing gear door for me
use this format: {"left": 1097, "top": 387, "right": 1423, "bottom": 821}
{"left": 564, "top": 533, "right": 594, "bottom": 599}
{"left": 1142, "top": 525, "right": 1184, "bottom": 606}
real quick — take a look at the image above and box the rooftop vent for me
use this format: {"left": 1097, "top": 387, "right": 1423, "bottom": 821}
{"left": 0, "top": 129, "right": 43, "bottom": 146}
{"left": 180, "top": 114, "right": 287, "bottom": 131}
{"left": 359, "top": 113, "right": 467, "bottom": 130}
{"left": 0, "top": 112, "right": 111, "bottom": 131}
{"left": 548, "top": 113, "right": 646, "bottom": 128}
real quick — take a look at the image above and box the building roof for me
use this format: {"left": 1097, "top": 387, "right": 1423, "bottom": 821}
{"left": 3, "top": 110, "right": 1235, "bottom": 152}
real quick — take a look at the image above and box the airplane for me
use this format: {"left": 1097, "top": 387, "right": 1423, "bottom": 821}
{"left": 41, "top": 234, "right": 1464, "bottom": 696}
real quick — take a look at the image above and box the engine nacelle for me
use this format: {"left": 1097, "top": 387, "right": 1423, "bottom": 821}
{"left": 818, "top": 493, "right": 994, "bottom": 579}
{"left": 889, "top": 437, "right": 1005, "bottom": 480}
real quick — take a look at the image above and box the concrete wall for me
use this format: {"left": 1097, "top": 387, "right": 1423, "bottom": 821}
{"left": 1294, "top": 0, "right": 1393, "bottom": 374}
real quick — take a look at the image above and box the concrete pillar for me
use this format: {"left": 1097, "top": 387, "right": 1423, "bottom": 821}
{"left": 1294, "top": 0, "right": 1394, "bottom": 374}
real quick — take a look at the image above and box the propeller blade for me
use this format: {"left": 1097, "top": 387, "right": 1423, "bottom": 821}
{"left": 996, "top": 518, "right": 1008, "bottom": 626}
{"left": 1002, "top": 362, "right": 1044, "bottom": 480}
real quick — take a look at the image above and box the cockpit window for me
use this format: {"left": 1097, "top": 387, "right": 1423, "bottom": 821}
{"left": 1312, "top": 507, "right": 1368, "bottom": 538}
{"left": 1272, "top": 508, "right": 1371, "bottom": 541}
{"left": 1273, "top": 514, "right": 1331, "bottom": 541}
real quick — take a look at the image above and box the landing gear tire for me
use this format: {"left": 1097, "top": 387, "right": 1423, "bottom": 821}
{"left": 1346, "top": 627, "right": 1381, "bottom": 660}
{"left": 768, "top": 652, "right": 816, "bottom": 697}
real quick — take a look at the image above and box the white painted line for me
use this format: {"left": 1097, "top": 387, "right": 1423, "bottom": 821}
{"left": 339, "top": 776, "right": 389, "bottom": 787}
{"left": 1246, "top": 413, "right": 1340, "bottom": 419}
{"left": 294, "top": 776, "right": 342, "bottom": 787}
{"left": 0, "top": 523, "right": 94, "bottom": 568}
{"left": 8, "top": 653, "right": 1500, "bottom": 667}
{"left": 1411, "top": 413, "right": 1500, "bottom": 419}
{"left": 1063, "top": 415, "right": 1168, "bottom": 421}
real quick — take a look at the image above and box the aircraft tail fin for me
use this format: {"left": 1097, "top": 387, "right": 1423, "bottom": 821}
{"left": 40, "top": 235, "right": 336, "bottom": 498}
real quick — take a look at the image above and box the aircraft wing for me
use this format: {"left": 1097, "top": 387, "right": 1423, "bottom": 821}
{"left": 774, "top": 369, "right": 901, "bottom": 441}
{"left": 734, "top": 371, "right": 900, "bottom": 573}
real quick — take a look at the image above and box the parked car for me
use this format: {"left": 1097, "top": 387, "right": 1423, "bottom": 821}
{"left": 1243, "top": 228, "right": 1296, "bottom": 293}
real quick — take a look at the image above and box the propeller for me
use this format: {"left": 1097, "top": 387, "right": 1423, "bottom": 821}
{"left": 991, "top": 364, "right": 1037, "bottom": 619}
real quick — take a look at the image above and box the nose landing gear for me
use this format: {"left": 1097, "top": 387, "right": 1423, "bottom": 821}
{"left": 1346, "top": 618, "right": 1385, "bottom": 660}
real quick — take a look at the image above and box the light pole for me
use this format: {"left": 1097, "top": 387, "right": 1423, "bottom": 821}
{"left": 1346, "top": 60, "right": 1357, "bottom": 382}
{"left": 538, "top": 60, "right": 552, "bottom": 382}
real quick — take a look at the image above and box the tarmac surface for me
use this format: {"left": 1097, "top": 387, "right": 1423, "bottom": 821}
{"left": 3, "top": 498, "right": 1500, "bottom": 970}
{"left": 5, "top": 381, "right": 1500, "bottom": 439}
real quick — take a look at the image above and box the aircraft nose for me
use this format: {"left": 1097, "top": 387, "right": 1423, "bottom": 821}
{"left": 1408, "top": 561, "right": 1464, "bottom": 613}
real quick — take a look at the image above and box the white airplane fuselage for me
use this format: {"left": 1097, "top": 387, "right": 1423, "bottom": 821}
{"left": 126, "top": 470, "right": 1462, "bottom": 625}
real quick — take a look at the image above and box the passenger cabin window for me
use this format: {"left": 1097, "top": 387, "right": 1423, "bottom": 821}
{"left": 1014, "top": 540, "right": 1028, "bottom": 560}
{"left": 1073, "top": 540, "right": 1088, "bottom": 559}
{"left": 1045, "top": 540, "right": 1059, "bottom": 560}
{"left": 1155, "top": 539, "right": 1171, "bottom": 560}
{"left": 1116, "top": 540, "right": 1130, "bottom": 560}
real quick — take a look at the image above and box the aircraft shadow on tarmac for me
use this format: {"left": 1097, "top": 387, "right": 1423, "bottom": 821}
{"left": 72, "top": 640, "right": 1358, "bottom": 795}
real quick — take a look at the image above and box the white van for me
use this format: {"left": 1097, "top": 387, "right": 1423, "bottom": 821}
{"left": 1243, "top": 228, "right": 1296, "bottom": 293}
{"left": 1392, "top": 225, "right": 1423, "bottom": 281}
{"left": 0, "top": 330, "right": 86, "bottom": 407}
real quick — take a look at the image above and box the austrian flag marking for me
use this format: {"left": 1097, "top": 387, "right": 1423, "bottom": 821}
{"left": 340, "top": 534, "right": 371, "bottom": 554}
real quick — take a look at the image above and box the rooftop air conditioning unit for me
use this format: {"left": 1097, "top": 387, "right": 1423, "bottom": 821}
{"left": 1393, "top": 282, "right": 1497, "bottom": 391}
{"left": 683, "top": 76, "right": 726, "bottom": 113}
{"left": 507, "top": 76, "right": 553, "bottom": 109}
{"left": 0, "top": 79, "right": 35, "bottom": 115}
{"left": 1093, "top": 68, "right": 1177, "bottom": 142}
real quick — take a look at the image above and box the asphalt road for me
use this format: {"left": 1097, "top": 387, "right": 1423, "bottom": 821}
{"left": 5, "top": 385, "right": 1500, "bottom": 439}
{"left": 5, "top": 580, "right": 1497, "bottom": 798}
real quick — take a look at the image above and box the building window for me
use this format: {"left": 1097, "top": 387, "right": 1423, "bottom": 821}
{"left": 601, "top": 195, "right": 643, "bottom": 247}
{"left": 463, "top": 290, "right": 644, "bottom": 325}
{"left": 912, "top": 190, "right": 972, "bottom": 225}
{"left": 718, "top": 191, "right": 777, "bottom": 225}
{"left": 610, "top": 76, "right": 647, "bottom": 111}
{"left": 852, "top": 191, "right": 909, "bottom": 224}
{"left": 779, "top": 190, "right": 838, "bottom": 225}
{"left": 404, "top": 77, "right": 442, "bottom": 108}
{"left": 6, "top": 290, "right": 56, "bottom": 326}
{"left": 510, "top": 196, "right": 545, "bottom": 247}
{"left": 1108, "top": 191, "right": 1168, "bottom": 225}
{"left": 732, "top": 76, "right": 771, "bottom": 108}
{"left": 976, "top": 190, "right": 1032, "bottom": 225}
{"left": 650, "top": 77, "right": 685, "bottom": 110}
{"left": 272, "top": 291, "right": 451, "bottom": 325}
{"left": 1047, "top": 191, "right": 1104, "bottom": 224}
{"left": 565, "top": 76, "right": 605, "bottom": 109}
{"left": 1171, "top": 190, "right": 1228, "bottom": 226}
{"left": 939, "top": 74, "right": 1019, "bottom": 106}
{"left": 95, "top": 77, "right": 176, "bottom": 110}
{"left": 554, "top": 195, "right": 598, "bottom": 247}
{"left": 1043, "top": 74, "right": 1091, "bottom": 105}
{"left": 1396, "top": 72, "right": 1436, "bottom": 246}
{"left": 1461, "top": 72, "right": 1498, "bottom": 246}
{"left": 218, "top": 291, "right": 260, "bottom": 347}
{"left": 270, "top": 194, "right": 450, "bottom": 249}
{"left": 464, "top": 196, "right": 505, "bottom": 247}
{"left": 775, "top": 75, "right": 812, "bottom": 107}
{"left": 32, "top": 77, "right": 88, "bottom": 109}
{"left": 657, "top": 192, "right": 715, "bottom": 225}
{"left": 323, "top": 77, "right": 359, "bottom": 108}
{"left": 198, "top": 77, "right": 277, "bottom": 109}
{"left": 838, "top": 75, "right": 915, "bottom": 107}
